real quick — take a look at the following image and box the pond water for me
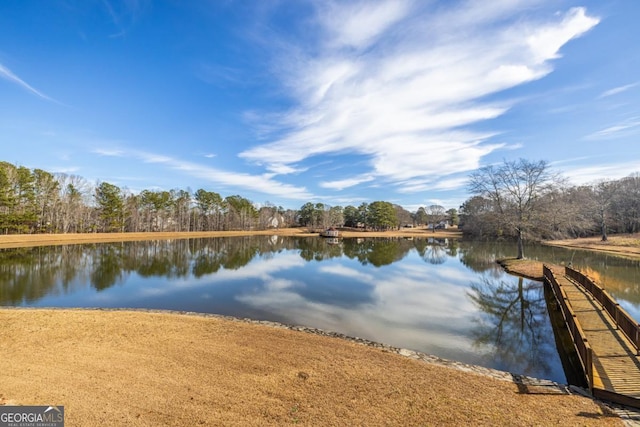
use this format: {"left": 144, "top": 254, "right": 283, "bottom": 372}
{"left": 2, "top": 236, "right": 639, "bottom": 384}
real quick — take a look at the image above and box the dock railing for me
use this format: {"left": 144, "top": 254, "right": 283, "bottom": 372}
{"left": 544, "top": 265, "right": 594, "bottom": 390}
{"left": 565, "top": 266, "right": 640, "bottom": 353}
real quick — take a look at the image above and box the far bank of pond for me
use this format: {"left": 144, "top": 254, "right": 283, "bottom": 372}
{"left": 0, "top": 228, "right": 462, "bottom": 248}
{"left": 544, "top": 233, "right": 640, "bottom": 260}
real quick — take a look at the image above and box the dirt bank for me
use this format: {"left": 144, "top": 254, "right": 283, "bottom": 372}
{"left": 544, "top": 233, "right": 640, "bottom": 260}
{"left": 0, "top": 227, "right": 461, "bottom": 249}
{"left": 497, "top": 258, "right": 547, "bottom": 281}
{"left": 499, "top": 233, "right": 640, "bottom": 280}
{"left": 0, "top": 309, "right": 620, "bottom": 426}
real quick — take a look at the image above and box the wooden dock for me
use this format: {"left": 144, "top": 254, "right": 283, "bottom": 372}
{"left": 544, "top": 264, "right": 640, "bottom": 408}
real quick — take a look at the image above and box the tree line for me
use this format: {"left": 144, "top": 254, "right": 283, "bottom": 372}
{"left": 461, "top": 158, "right": 640, "bottom": 258}
{"left": 0, "top": 161, "right": 456, "bottom": 234}
{"left": 5, "top": 158, "right": 633, "bottom": 246}
{"left": 0, "top": 161, "right": 302, "bottom": 234}
{"left": 297, "top": 202, "right": 458, "bottom": 231}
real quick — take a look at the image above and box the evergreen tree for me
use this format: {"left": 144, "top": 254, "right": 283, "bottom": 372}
{"left": 95, "top": 182, "right": 125, "bottom": 232}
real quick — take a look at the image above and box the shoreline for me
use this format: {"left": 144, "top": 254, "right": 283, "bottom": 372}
{"left": 2, "top": 230, "right": 638, "bottom": 262}
{"left": 542, "top": 235, "right": 640, "bottom": 260}
{"left": 0, "top": 227, "right": 462, "bottom": 249}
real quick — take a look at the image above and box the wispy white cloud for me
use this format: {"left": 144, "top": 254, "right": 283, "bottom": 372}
{"left": 525, "top": 7, "right": 599, "bottom": 62}
{"left": 266, "top": 163, "right": 308, "bottom": 175}
{"left": 397, "top": 176, "right": 470, "bottom": 194}
{"left": 143, "top": 152, "right": 313, "bottom": 199}
{"left": 0, "top": 63, "right": 55, "bottom": 102}
{"left": 97, "top": 148, "right": 314, "bottom": 199}
{"left": 317, "top": 0, "right": 411, "bottom": 50}
{"left": 561, "top": 161, "right": 640, "bottom": 185}
{"left": 101, "top": 0, "right": 147, "bottom": 38}
{"left": 94, "top": 148, "right": 126, "bottom": 157}
{"left": 585, "top": 116, "right": 640, "bottom": 140}
{"left": 141, "top": 153, "right": 173, "bottom": 163}
{"left": 51, "top": 166, "right": 81, "bottom": 174}
{"left": 329, "top": 196, "right": 369, "bottom": 206}
{"left": 320, "top": 174, "right": 375, "bottom": 190}
{"left": 599, "top": 82, "right": 638, "bottom": 98}
{"left": 240, "top": 3, "right": 599, "bottom": 194}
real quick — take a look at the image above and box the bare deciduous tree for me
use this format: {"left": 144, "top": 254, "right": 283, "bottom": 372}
{"left": 468, "top": 159, "right": 564, "bottom": 259}
{"left": 425, "top": 204, "right": 446, "bottom": 233}
{"left": 592, "top": 180, "right": 620, "bottom": 242}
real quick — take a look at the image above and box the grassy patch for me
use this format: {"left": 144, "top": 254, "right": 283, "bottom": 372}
{"left": 605, "top": 236, "right": 640, "bottom": 247}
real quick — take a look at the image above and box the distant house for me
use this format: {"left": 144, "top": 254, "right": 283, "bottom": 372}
{"left": 320, "top": 227, "right": 341, "bottom": 237}
{"left": 427, "top": 221, "right": 449, "bottom": 230}
{"left": 267, "top": 214, "right": 285, "bottom": 228}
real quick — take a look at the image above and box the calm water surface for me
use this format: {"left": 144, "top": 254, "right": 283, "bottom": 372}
{"left": 2, "top": 236, "right": 640, "bottom": 384}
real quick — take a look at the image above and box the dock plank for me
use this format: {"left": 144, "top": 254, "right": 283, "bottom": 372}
{"left": 548, "top": 266, "right": 640, "bottom": 407}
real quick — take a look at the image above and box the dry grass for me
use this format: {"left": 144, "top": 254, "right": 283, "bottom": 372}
{"left": 0, "top": 309, "right": 621, "bottom": 426}
{"left": 497, "top": 258, "right": 546, "bottom": 281}
{"left": 500, "top": 233, "right": 640, "bottom": 280}
{"left": 0, "top": 227, "right": 461, "bottom": 249}
{"left": 545, "top": 233, "right": 640, "bottom": 260}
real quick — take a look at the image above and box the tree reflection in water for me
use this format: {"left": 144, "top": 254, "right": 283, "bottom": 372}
{"left": 413, "top": 238, "right": 449, "bottom": 265}
{"left": 340, "top": 238, "right": 411, "bottom": 267}
{"left": 90, "top": 244, "right": 125, "bottom": 291}
{"left": 467, "top": 275, "right": 557, "bottom": 378}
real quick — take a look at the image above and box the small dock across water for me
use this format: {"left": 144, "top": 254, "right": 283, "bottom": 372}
{"left": 544, "top": 264, "right": 640, "bottom": 408}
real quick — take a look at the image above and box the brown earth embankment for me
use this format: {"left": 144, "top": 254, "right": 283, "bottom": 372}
{"left": 544, "top": 233, "right": 640, "bottom": 260}
{"left": 0, "top": 227, "right": 461, "bottom": 249}
{"left": 0, "top": 309, "right": 620, "bottom": 426}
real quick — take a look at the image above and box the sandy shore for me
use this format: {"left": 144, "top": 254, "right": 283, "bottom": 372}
{"left": 0, "top": 227, "right": 461, "bottom": 249}
{"left": 0, "top": 309, "right": 621, "bottom": 426}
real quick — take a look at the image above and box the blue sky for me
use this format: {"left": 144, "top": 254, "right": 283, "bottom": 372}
{"left": 1, "top": 1, "right": 639, "bottom": 211}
